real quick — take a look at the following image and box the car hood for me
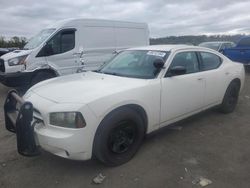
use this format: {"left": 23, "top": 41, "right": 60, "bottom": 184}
{"left": 26, "top": 71, "right": 147, "bottom": 104}
{"left": 1, "top": 49, "right": 32, "bottom": 60}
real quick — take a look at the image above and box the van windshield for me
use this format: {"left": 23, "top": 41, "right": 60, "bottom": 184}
{"left": 24, "top": 28, "right": 56, "bottom": 50}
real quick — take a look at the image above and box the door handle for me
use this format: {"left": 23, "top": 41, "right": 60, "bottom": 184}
{"left": 197, "top": 78, "right": 204, "bottom": 81}
{"left": 73, "top": 52, "right": 84, "bottom": 56}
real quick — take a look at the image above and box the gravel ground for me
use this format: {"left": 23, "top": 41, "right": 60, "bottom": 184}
{"left": 0, "top": 73, "right": 250, "bottom": 188}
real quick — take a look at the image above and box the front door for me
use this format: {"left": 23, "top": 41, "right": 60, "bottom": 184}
{"left": 160, "top": 51, "right": 205, "bottom": 124}
{"left": 45, "top": 29, "right": 78, "bottom": 75}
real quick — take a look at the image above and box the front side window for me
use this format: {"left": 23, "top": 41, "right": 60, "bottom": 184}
{"left": 98, "top": 50, "right": 170, "bottom": 79}
{"left": 46, "top": 29, "right": 75, "bottom": 55}
{"left": 200, "top": 52, "right": 222, "bottom": 71}
{"left": 169, "top": 52, "right": 199, "bottom": 74}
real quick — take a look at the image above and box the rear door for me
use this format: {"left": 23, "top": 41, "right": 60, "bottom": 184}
{"left": 198, "top": 51, "right": 227, "bottom": 106}
{"left": 160, "top": 51, "right": 205, "bottom": 124}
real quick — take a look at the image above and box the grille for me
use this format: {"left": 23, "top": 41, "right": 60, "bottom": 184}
{"left": 33, "top": 108, "right": 44, "bottom": 122}
{"left": 0, "top": 58, "right": 5, "bottom": 72}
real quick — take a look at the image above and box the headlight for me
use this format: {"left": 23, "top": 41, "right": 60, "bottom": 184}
{"left": 8, "top": 55, "right": 28, "bottom": 66}
{"left": 49, "top": 112, "right": 86, "bottom": 128}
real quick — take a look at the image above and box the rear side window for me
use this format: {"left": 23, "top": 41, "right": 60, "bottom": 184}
{"left": 200, "top": 52, "right": 222, "bottom": 71}
{"left": 169, "top": 52, "right": 199, "bottom": 74}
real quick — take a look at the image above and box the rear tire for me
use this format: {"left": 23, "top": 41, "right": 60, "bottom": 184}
{"left": 219, "top": 81, "right": 240, "bottom": 113}
{"left": 30, "top": 71, "right": 55, "bottom": 87}
{"left": 93, "top": 107, "right": 145, "bottom": 166}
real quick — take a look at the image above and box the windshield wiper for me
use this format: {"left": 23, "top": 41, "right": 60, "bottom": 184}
{"left": 102, "top": 72, "right": 118, "bottom": 76}
{"left": 93, "top": 70, "right": 123, "bottom": 77}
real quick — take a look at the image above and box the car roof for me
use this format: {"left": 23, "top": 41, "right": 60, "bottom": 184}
{"left": 128, "top": 45, "right": 207, "bottom": 52}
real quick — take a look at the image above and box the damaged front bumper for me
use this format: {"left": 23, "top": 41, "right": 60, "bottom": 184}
{"left": 4, "top": 90, "right": 40, "bottom": 156}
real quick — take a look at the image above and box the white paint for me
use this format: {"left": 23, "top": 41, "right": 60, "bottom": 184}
{"left": 23, "top": 45, "right": 245, "bottom": 161}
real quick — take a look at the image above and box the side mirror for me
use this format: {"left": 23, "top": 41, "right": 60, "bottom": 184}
{"left": 44, "top": 43, "right": 54, "bottom": 56}
{"left": 153, "top": 59, "right": 165, "bottom": 69}
{"left": 167, "top": 66, "right": 186, "bottom": 77}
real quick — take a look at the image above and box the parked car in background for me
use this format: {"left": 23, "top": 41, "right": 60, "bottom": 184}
{"left": 223, "top": 37, "right": 250, "bottom": 68}
{"left": 4, "top": 45, "right": 244, "bottom": 166}
{"left": 0, "top": 18, "right": 149, "bottom": 87}
{"left": 199, "top": 41, "right": 235, "bottom": 53}
{"left": 0, "top": 48, "right": 9, "bottom": 56}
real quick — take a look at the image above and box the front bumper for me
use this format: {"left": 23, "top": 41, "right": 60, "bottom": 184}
{"left": 4, "top": 90, "right": 39, "bottom": 156}
{"left": 4, "top": 90, "right": 95, "bottom": 160}
{"left": 0, "top": 71, "right": 33, "bottom": 87}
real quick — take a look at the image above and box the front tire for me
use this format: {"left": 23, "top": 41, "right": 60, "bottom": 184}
{"left": 93, "top": 107, "right": 145, "bottom": 166}
{"left": 219, "top": 81, "right": 240, "bottom": 113}
{"left": 30, "top": 71, "right": 55, "bottom": 87}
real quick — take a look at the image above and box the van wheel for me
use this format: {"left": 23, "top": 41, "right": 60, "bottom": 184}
{"left": 93, "top": 107, "right": 145, "bottom": 166}
{"left": 219, "top": 81, "right": 240, "bottom": 113}
{"left": 30, "top": 71, "right": 55, "bottom": 86}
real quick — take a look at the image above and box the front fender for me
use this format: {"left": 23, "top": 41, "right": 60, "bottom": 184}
{"left": 87, "top": 84, "right": 161, "bottom": 133}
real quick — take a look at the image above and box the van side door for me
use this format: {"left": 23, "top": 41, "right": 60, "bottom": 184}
{"left": 80, "top": 26, "right": 116, "bottom": 71}
{"left": 38, "top": 28, "right": 78, "bottom": 75}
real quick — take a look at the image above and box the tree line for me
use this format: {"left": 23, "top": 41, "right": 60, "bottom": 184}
{"left": 0, "top": 36, "right": 27, "bottom": 49}
{"left": 0, "top": 34, "right": 249, "bottom": 49}
{"left": 150, "top": 34, "right": 249, "bottom": 45}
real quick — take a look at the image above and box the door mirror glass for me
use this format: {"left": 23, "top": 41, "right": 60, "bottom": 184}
{"left": 153, "top": 58, "right": 165, "bottom": 69}
{"left": 167, "top": 66, "right": 186, "bottom": 76}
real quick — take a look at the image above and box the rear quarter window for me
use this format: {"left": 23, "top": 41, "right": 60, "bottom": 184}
{"left": 200, "top": 52, "right": 222, "bottom": 71}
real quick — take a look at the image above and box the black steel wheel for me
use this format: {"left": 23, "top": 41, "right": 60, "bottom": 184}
{"left": 108, "top": 120, "right": 137, "bottom": 154}
{"left": 93, "top": 107, "right": 145, "bottom": 166}
{"left": 30, "top": 71, "right": 55, "bottom": 87}
{"left": 219, "top": 81, "right": 240, "bottom": 113}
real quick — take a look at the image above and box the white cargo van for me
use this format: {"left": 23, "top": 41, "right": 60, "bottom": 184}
{"left": 0, "top": 19, "right": 149, "bottom": 87}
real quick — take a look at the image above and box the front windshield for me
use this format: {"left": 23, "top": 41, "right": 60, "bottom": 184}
{"left": 98, "top": 50, "right": 170, "bottom": 79}
{"left": 199, "top": 43, "right": 220, "bottom": 51}
{"left": 24, "top": 28, "right": 56, "bottom": 50}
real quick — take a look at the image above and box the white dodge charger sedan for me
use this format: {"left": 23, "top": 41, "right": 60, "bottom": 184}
{"left": 4, "top": 45, "right": 245, "bottom": 166}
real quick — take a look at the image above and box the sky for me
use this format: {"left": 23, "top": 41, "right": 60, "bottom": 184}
{"left": 0, "top": 0, "right": 250, "bottom": 38}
